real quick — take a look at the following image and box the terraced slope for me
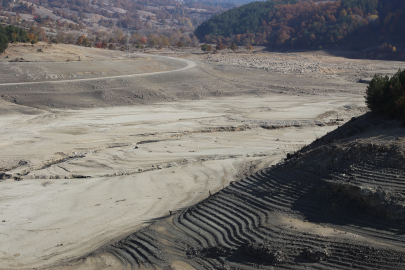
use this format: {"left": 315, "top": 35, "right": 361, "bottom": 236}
{"left": 74, "top": 112, "right": 405, "bottom": 270}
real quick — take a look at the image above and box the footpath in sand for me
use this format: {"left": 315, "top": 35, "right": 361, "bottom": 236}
{"left": 0, "top": 43, "right": 402, "bottom": 269}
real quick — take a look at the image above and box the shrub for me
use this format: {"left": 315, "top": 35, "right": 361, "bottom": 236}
{"left": 230, "top": 43, "right": 238, "bottom": 51}
{"left": 215, "top": 41, "right": 226, "bottom": 50}
{"left": 378, "top": 43, "right": 396, "bottom": 53}
{"left": 201, "top": 43, "right": 212, "bottom": 52}
{"left": 176, "top": 41, "right": 184, "bottom": 47}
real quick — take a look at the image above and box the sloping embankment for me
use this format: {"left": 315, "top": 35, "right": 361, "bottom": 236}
{"left": 62, "top": 112, "right": 405, "bottom": 270}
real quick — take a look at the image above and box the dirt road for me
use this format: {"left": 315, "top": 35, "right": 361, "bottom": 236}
{"left": 0, "top": 53, "right": 196, "bottom": 86}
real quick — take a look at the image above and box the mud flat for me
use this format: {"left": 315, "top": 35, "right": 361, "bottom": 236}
{"left": 0, "top": 44, "right": 403, "bottom": 269}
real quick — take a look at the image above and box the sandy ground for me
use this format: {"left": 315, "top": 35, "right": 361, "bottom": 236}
{"left": 1, "top": 43, "right": 403, "bottom": 269}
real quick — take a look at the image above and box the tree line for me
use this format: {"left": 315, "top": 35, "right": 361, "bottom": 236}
{"left": 0, "top": 24, "right": 33, "bottom": 53}
{"left": 194, "top": 0, "right": 405, "bottom": 50}
{"left": 366, "top": 69, "right": 405, "bottom": 122}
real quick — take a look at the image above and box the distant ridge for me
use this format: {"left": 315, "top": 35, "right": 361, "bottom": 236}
{"left": 195, "top": 0, "right": 405, "bottom": 51}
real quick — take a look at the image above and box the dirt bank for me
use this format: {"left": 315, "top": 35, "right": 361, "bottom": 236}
{"left": 76, "top": 113, "right": 405, "bottom": 270}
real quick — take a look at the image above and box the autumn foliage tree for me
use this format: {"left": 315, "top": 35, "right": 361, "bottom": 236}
{"left": 101, "top": 40, "right": 108, "bottom": 48}
{"left": 95, "top": 41, "right": 103, "bottom": 48}
{"left": 140, "top": 37, "right": 147, "bottom": 44}
{"left": 76, "top": 35, "right": 91, "bottom": 47}
{"left": 76, "top": 35, "right": 85, "bottom": 45}
{"left": 230, "top": 43, "right": 238, "bottom": 51}
{"left": 176, "top": 40, "right": 184, "bottom": 47}
{"left": 0, "top": 24, "right": 30, "bottom": 53}
{"left": 215, "top": 41, "right": 226, "bottom": 50}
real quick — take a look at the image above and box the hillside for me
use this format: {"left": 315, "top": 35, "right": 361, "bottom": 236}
{"left": 195, "top": 0, "right": 405, "bottom": 51}
{"left": 0, "top": 0, "right": 241, "bottom": 49}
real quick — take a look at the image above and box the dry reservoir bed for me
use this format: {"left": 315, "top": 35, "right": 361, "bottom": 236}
{"left": 0, "top": 96, "right": 360, "bottom": 269}
{"left": 0, "top": 44, "right": 402, "bottom": 269}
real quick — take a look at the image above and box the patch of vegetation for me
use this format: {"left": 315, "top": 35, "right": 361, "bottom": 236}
{"left": 201, "top": 43, "right": 213, "bottom": 52}
{"left": 365, "top": 69, "right": 405, "bottom": 121}
{"left": 0, "top": 24, "right": 30, "bottom": 53}
{"left": 0, "top": 27, "right": 8, "bottom": 53}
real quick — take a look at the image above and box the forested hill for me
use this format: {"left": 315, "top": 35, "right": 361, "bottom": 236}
{"left": 194, "top": 0, "right": 405, "bottom": 50}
